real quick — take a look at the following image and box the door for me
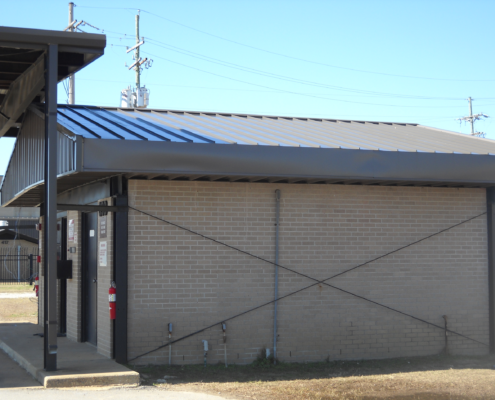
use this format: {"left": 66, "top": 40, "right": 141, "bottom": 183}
{"left": 83, "top": 212, "right": 98, "bottom": 345}
{"left": 57, "top": 217, "right": 67, "bottom": 334}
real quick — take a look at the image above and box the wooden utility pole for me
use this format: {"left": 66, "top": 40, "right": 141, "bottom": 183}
{"left": 68, "top": 2, "right": 75, "bottom": 104}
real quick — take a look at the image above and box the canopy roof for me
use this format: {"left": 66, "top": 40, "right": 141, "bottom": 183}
{"left": 0, "top": 26, "right": 106, "bottom": 138}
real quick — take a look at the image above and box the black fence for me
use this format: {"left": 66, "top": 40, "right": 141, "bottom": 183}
{"left": 0, "top": 247, "right": 39, "bottom": 284}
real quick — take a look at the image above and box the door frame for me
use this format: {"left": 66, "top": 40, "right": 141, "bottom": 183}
{"left": 81, "top": 212, "right": 97, "bottom": 344}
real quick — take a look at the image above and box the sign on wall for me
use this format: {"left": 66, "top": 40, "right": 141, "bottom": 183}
{"left": 68, "top": 219, "right": 74, "bottom": 241}
{"left": 100, "top": 214, "right": 107, "bottom": 239}
{"left": 99, "top": 241, "right": 107, "bottom": 267}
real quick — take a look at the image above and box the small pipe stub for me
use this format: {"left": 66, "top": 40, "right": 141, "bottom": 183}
{"left": 168, "top": 322, "right": 173, "bottom": 334}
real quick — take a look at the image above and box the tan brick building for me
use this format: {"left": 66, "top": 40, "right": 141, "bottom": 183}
{"left": 2, "top": 106, "right": 495, "bottom": 365}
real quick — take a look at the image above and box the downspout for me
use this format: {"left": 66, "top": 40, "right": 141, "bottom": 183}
{"left": 273, "top": 189, "right": 281, "bottom": 363}
{"left": 486, "top": 187, "right": 495, "bottom": 353}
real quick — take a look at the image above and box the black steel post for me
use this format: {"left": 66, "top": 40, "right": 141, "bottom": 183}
{"left": 486, "top": 187, "right": 495, "bottom": 353}
{"left": 114, "top": 194, "right": 128, "bottom": 363}
{"left": 44, "top": 44, "right": 58, "bottom": 371}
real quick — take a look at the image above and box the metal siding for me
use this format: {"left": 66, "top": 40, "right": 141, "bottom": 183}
{"left": 1, "top": 110, "right": 76, "bottom": 206}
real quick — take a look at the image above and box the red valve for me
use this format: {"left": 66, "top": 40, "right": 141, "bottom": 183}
{"left": 34, "top": 276, "right": 39, "bottom": 297}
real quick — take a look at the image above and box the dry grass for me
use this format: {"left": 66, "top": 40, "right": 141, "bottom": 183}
{"left": 132, "top": 354, "right": 495, "bottom": 399}
{"left": 0, "top": 284, "right": 34, "bottom": 293}
{"left": 0, "top": 297, "right": 38, "bottom": 323}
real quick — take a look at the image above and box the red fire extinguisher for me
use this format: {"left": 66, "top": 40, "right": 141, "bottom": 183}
{"left": 34, "top": 276, "right": 39, "bottom": 297}
{"left": 109, "top": 282, "right": 116, "bottom": 320}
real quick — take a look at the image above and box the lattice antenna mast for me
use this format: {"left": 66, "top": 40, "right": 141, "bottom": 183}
{"left": 121, "top": 9, "right": 153, "bottom": 108}
{"left": 456, "top": 97, "right": 489, "bottom": 137}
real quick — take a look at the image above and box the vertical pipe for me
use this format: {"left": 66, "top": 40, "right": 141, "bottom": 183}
{"left": 273, "top": 189, "right": 281, "bottom": 364}
{"left": 486, "top": 187, "right": 495, "bottom": 353}
{"left": 135, "top": 11, "right": 140, "bottom": 90}
{"left": 222, "top": 323, "right": 227, "bottom": 367}
{"left": 468, "top": 97, "right": 474, "bottom": 135}
{"left": 68, "top": 2, "right": 75, "bottom": 104}
{"left": 44, "top": 44, "right": 58, "bottom": 371}
{"left": 17, "top": 245, "right": 20, "bottom": 283}
{"left": 168, "top": 327, "right": 172, "bottom": 366}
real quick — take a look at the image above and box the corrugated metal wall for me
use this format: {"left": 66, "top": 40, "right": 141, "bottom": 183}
{"left": 1, "top": 110, "right": 77, "bottom": 206}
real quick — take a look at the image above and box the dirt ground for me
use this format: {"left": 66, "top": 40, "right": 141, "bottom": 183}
{"left": 0, "top": 285, "right": 38, "bottom": 323}
{"left": 132, "top": 354, "right": 495, "bottom": 400}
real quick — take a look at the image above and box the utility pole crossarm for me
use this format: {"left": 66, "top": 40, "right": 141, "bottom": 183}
{"left": 456, "top": 97, "right": 489, "bottom": 137}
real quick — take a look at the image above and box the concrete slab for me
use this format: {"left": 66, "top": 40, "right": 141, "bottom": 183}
{"left": 0, "top": 347, "right": 41, "bottom": 389}
{"left": 0, "top": 323, "right": 139, "bottom": 388}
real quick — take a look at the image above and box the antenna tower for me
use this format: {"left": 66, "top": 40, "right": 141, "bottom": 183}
{"left": 121, "top": 10, "right": 153, "bottom": 108}
{"left": 456, "top": 97, "right": 489, "bottom": 137}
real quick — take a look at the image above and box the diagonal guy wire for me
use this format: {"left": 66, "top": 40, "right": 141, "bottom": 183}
{"left": 127, "top": 206, "right": 489, "bottom": 361}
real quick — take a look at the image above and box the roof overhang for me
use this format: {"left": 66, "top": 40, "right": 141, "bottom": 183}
{"left": 82, "top": 139, "right": 495, "bottom": 186}
{"left": 7, "top": 138, "right": 495, "bottom": 207}
{"left": 0, "top": 26, "right": 106, "bottom": 138}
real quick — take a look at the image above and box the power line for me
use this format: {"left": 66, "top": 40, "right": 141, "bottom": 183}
{"left": 145, "top": 38, "right": 468, "bottom": 101}
{"left": 139, "top": 10, "right": 495, "bottom": 83}
{"left": 78, "top": 17, "right": 495, "bottom": 107}
{"left": 74, "top": 6, "right": 495, "bottom": 82}
{"left": 140, "top": 49, "right": 484, "bottom": 109}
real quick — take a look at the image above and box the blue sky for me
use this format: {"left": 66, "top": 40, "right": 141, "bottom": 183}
{"left": 1, "top": 0, "right": 495, "bottom": 175}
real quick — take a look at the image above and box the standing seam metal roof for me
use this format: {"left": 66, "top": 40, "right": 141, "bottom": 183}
{"left": 54, "top": 105, "right": 495, "bottom": 155}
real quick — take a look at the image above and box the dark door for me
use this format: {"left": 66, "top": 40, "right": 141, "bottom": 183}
{"left": 83, "top": 212, "right": 98, "bottom": 345}
{"left": 57, "top": 218, "right": 67, "bottom": 334}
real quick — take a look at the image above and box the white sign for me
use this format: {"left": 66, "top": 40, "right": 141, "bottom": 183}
{"left": 68, "top": 219, "right": 74, "bottom": 241}
{"left": 99, "top": 241, "right": 108, "bottom": 267}
{"left": 89, "top": 230, "right": 95, "bottom": 237}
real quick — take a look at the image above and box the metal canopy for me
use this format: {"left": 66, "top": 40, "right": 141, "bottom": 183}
{"left": 0, "top": 26, "right": 106, "bottom": 373}
{"left": 0, "top": 26, "right": 105, "bottom": 138}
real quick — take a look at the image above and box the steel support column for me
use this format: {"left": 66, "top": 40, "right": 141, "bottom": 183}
{"left": 44, "top": 44, "right": 58, "bottom": 371}
{"left": 114, "top": 194, "right": 128, "bottom": 363}
{"left": 487, "top": 187, "right": 495, "bottom": 353}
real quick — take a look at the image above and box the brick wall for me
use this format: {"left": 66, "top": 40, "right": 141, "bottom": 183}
{"left": 127, "top": 181, "right": 489, "bottom": 364}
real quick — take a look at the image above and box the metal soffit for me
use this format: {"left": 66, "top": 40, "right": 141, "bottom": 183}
{"left": 57, "top": 105, "right": 495, "bottom": 155}
{"left": 0, "top": 27, "right": 106, "bottom": 138}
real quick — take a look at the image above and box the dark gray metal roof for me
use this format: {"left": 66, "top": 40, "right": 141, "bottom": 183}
{"left": 4, "top": 105, "right": 495, "bottom": 207}
{"left": 57, "top": 105, "right": 495, "bottom": 155}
